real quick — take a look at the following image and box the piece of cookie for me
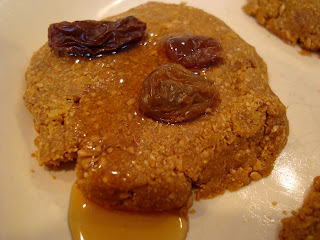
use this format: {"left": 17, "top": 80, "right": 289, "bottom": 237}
{"left": 24, "top": 2, "right": 289, "bottom": 211}
{"left": 244, "top": 0, "right": 320, "bottom": 51}
{"left": 278, "top": 176, "right": 320, "bottom": 240}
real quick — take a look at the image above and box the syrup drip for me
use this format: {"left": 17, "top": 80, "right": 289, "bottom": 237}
{"left": 68, "top": 184, "right": 189, "bottom": 240}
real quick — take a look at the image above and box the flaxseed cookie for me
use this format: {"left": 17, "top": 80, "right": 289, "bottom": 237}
{"left": 244, "top": 0, "right": 320, "bottom": 51}
{"left": 24, "top": 2, "right": 289, "bottom": 211}
{"left": 278, "top": 176, "right": 320, "bottom": 240}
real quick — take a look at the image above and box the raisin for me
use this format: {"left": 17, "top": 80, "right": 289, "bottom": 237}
{"left": 139, "top": 64, "right": 219, "bottom": 124}
{"left": 48, "top": 16, "right": 146, "bottom": 56}
{"left": 164, "top": 35, "right": 222, "bottom": 68}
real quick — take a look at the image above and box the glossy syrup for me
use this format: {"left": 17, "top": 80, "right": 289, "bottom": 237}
{"left": 68, "top": 184, "right": 189, "bottom": 240}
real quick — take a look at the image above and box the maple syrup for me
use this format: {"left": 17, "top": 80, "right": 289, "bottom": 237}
{"left": 68, "top": 184, "right": 189, "bottom": 240}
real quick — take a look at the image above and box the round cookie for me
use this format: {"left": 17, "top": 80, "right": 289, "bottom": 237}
{"left": 24, "top": 2, "right": 289, "bottom": 211}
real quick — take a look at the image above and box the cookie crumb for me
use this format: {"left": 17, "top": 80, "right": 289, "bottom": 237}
{"left": 52, "top": 175, "right": 56, "bottom": 180}
{"left": 313, "top": 176, "right": 320, "bottom": 191}
{"left": 126, "top": 98, "right": 136, "bottom": 105}
{"left": 250, "top": 171, "right": 262, "bottom": 181}
{"left": 188, "top": 208, "right": 196, "bottom": 214}
{"left": 282, "top": 210, "right": 288, "bottom": 215}
{"left": 272, "top": 201, "right": 278, "bottom": 206}
{"left": 299, "top": 49, "right": 312, "bottom": 56}
{"left": 30, "top": 169, "right": 35, "bottom": 173}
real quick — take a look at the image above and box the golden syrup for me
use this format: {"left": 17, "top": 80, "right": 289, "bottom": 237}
{"left": 68, "top": 184, "right": 189, "bottom": 240}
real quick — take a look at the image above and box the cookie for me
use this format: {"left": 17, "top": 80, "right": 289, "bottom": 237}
{"left": 24, "top": 2, "right": 289, "bottom": 211}
{"left": 279, "top": 176, "right": 320, "bottom": 240}
{"left": 244, "top": 0, "right": 320, "bottom": 51}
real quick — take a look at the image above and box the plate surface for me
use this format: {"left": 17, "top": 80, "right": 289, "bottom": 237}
{"left": 0, "top": 0, "right": 319, "bottom": 239}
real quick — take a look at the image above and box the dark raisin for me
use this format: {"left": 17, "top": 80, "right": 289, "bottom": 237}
{"left": 48, "top": 16, "right": 146, "bottom": 57}
{"left": 164, "top": 35, "right": 222, "bottom": 68}
{"left": 139, "top": 64, "right": 219, "bottom": 124}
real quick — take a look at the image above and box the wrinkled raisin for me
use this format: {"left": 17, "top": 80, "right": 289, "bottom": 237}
{"left": 164, "top": 35, "right": 222, "bottom": 68}
{"left": 48, "top": 16, "right": 146, "bottom": 56}
{"left": 139, "top": 64, "right": 219, "bottom": 124}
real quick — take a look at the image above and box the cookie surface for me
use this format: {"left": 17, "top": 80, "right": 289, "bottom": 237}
{"left": 24, "top": 2, "right": 289, "bottom": 211}
{"left": 244, "top": 0, "right": 320, "bottom": 51}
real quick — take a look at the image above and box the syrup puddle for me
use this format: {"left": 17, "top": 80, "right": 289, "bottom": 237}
{"left": 68, "top": 184, "right": 189, "bottom": 240}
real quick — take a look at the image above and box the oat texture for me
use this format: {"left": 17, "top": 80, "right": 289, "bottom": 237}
{"left": 244, "top": 0, "right": 320, "bottom": 51}
{"left": 24, "top": 2, "right": 289, "bottom": 211}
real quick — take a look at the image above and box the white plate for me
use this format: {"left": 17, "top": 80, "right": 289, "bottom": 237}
{"left": 0, "top": 0, "right": 319, "bottom": 239}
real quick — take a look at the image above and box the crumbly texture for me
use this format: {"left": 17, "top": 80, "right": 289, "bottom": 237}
{"left": 278, "top": 176, "right": 320, "bottom": 240}
{"left": 243, "top": 0, "right": 320, "bottom": 51}
{"left": 24, "top": 2, "right": 289, "bottom": 211}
